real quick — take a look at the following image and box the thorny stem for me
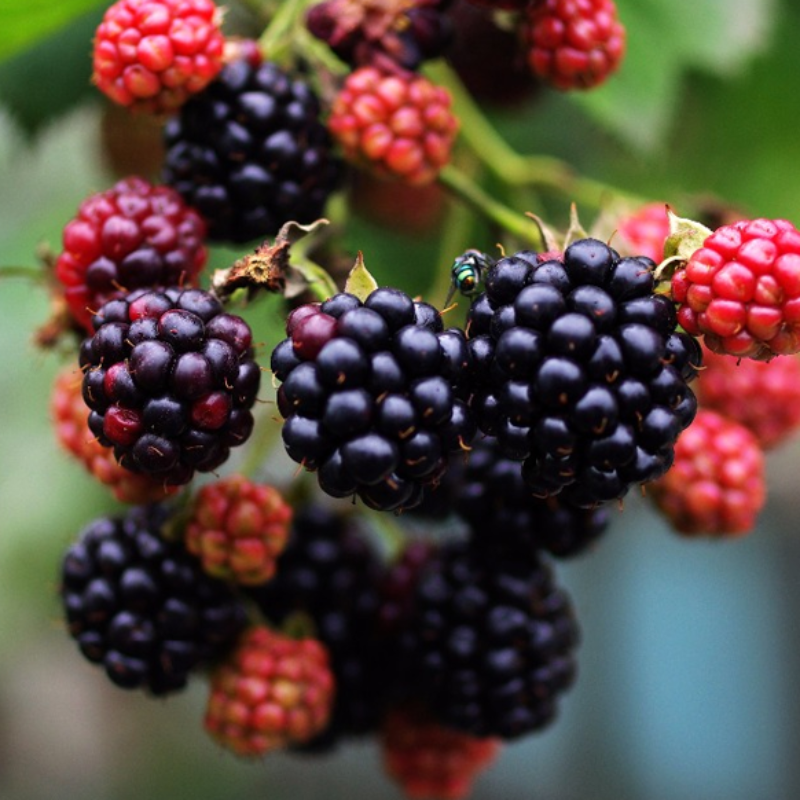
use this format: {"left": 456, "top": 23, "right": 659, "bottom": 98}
{"left": 438, "top": 164, "right": 546, "bottom": 250}
{"left": 425, "top": 61, "right": 648, "bottom": 209}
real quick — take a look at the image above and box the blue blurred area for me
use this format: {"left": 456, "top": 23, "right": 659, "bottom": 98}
{"left": 4, "top": 14, "right": 800, "bottom": 796}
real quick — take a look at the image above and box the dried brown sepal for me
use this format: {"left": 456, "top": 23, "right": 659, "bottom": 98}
{"left": 212, "top": 219, "right": 331, "bottom": 301}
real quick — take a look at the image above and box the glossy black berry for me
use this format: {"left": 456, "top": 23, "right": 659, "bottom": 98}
{"left": 60, "top": 505, "right": 246, "bottom": 695}
{"left": 272, "top": 289, "right": 477, "bottom": 511}
{"left": 399, "top": 539, "right": 579, "bottom": 739}
{"left": 466, "top": 240, "right": 699, "bottom": 506}
{"left": 163, "top": 59, "right": 341, "bottom": 243}
{"left": 81, "top": 288, "right": 260, "bottom": 485}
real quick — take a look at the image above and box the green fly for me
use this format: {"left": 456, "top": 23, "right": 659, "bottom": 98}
{"left": 445, "top": 249, "right": 495, "bottom": 305}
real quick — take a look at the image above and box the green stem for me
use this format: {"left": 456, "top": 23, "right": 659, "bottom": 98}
{"left": 0, "top": 265, "right": 44, "bottom": 281}
{"left": 238, "top": 402, "right": 283, "bottom": 480}
{"left": 430, "top": 175, "right": 481, "bottom": 309}
{"left": 438, "top": 164, "right": 545, "bottom": 249}
{"left": 291, "top": 254, "right": 339, "bottom": 302}
{"left": 257, "top": 0, "right": 310, "bottom": 59}
{"left": 425, "top": 61, "right": 648, "bottom": 208}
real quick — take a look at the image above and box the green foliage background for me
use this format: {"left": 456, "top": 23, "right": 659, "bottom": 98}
{"left": 2, "top": 0, "right": 800, "bottom": 798}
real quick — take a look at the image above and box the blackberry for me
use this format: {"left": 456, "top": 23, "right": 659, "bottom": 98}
{"left": 163, "top": 57, "right": 341, "bottom": 243}
{"left": 59, "top": 504, "right": 247, "bottom": 694}
{"left": 467, "top": 239, "right": 701, "bottom": 507}
{"left": 417, "top": 437, "right": 610, "bottom": 558}
{"left": 81, "top": 287, "right": 260, "bottom": 485}
{"left": 272, "top": 288, "right": 477, "bottom": 512}
{"left": 249, "top": 506, "right": 388, "bottom": 749}
{"left": 400, "top": 539, "right": 579, "bottom": 739}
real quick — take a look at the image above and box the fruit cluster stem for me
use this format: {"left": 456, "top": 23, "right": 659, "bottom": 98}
{"left": 258, "top": 0, "right": 312, "bottom": 60}
{"left": 438, "top": 165, "right": 546, "bottom": 250}
{"left": 425, "top": 61, "right": 647, "bottom": 209}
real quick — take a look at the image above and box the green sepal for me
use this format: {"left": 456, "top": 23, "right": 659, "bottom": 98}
{"left": 343, "top": 252, "right": 379, "bottom": 301}
{"left": 655, "top": 209, "right": 713, "bottom": 282}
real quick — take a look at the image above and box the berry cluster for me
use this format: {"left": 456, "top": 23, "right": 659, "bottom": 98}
{"left": 26, "top": 0, "right": 800, "bottom": 796}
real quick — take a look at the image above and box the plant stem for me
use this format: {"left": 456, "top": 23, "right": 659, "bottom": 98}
{"left": 438, "top": 164, "right": 546, "bottom": 249}
{"left": 258, "top": 0, "right": 310, "bottom": 59}
{"left": 429, "top": 175, "right": 481, "bottom": 308}
{"left": 0, "top": 266, "right": 45, "bottom": 281}
{"left": 425, "top": 61, "right": 648, "bottom": 209}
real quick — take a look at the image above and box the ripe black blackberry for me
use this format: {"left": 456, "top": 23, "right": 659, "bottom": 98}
{"left": 60, "top": 504, "right": 247, "bottom": 695}
{"left": 399, "top": 538, "right": 579, "bottom": 739}
{"left": 163, "top": 56, "right": 341, "bottom": 244}
{"left": 80, "top": 287, "right": 260, "bottom": 485}
{"left": 416, "top": 436, "right": 611, "bottom": 558}
{"left": 271, "top": 287, "right": 478, "bottom": 512}
{"left": 466, "top": 239, "right": 701, "bottom": 507}
{"left": 249, "top": 505, "right": 388, "bottom": 749}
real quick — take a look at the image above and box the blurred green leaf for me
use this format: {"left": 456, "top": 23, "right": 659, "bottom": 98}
{"left": 571, "top": 0, "right": 778, "bottom": 151}
{"left": 0, "top": 7, "right": 105, "bottom": 136}
{"left": 0, "top": 0, "right": 104, "bottom": 63}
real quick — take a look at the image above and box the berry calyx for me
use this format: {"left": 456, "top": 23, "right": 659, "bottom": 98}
{"left": 328, "top": 66, "right": 459, "bottom": 185}
{"left": 381, "top": 706, "right": 501, "bottom": 800}
{"left": 54, "top": 177, "right": 207, "bottom": 333}
{"left": 204, "top": 625, "right": 335, "bottom": 756}
{"left": 523, "top": 0, "right": 626, "bottom": 91}
{"left": 649, "top": 409, "right": 766, "bottom": 537}
{"left": 92, "top": 0, "right": 225, "bottom": 114}
{"left": 184, "top": 476, "right": 293, "bottom": 585}
{"left": 671, "top": 217, "right": 800, "bottom": 359}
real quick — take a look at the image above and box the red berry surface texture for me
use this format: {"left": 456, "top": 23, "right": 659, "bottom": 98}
{"left": 92, "top": 0, "right": 225, "bottom": 113}
{"left": 55, "top": 177, "right": 207, "bottom": 333}
{"left": 381, "top": 706, "right": 501, "bottom": 800}
{"left": 672, "top": 218, "right": 800, "bottom": 359}
{"left": 524, "top": 0, "right": 626, "bottom": 91}
{"left": 328, "top": 66, "right": 459, "bottom": 185}
{"left": 204, "top": 626, "right": 335, "bottom": 756}
{"left": 649, "top": 409, "right": 766, "bottom": 537}
{"left": 185, "top": 476, "right": 293, "bottom": 585}
{"left": 52, "top": 367, "right": 175, "bottom": 504}
{"left": 695, "top": 346, "right": 800, "bottom": 449}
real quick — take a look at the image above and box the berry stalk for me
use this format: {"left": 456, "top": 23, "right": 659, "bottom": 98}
{"left": 426, "top": 61, "right": 647, "bottom": 208}
{"left": 438, "top": 164, "right": 546, "bottom": 249}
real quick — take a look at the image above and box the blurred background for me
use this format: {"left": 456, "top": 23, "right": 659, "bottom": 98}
{"left": 2, "top": 0, "right": 800, "bottom": 797}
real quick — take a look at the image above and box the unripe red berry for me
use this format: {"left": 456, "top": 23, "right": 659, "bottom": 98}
{"left": 92, "top": 0, "right": 225, "bottom": 114}
{"left": 328, "top": 67, "right": 459, "bottom": 185}
{"left": 649, "top": 409, "right": 766, "bottom": 537}
{"left": 672, "top": 217, "right": 800, "bottom": 359}
{"left": 185, "top": 476, "right": 293, "bottom": 585}
{"left": 204, "top": 626, "right": 335, "bottom": 756}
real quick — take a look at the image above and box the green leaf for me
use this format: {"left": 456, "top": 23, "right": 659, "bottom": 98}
{"left": 0, "top": 0, "right": 105, "bottom": 63}
{"left": 0, "top": 7, "right": 105, "bottom": 136}
{"left": 570, "top": 0, "right": 778, "bottom": 151}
